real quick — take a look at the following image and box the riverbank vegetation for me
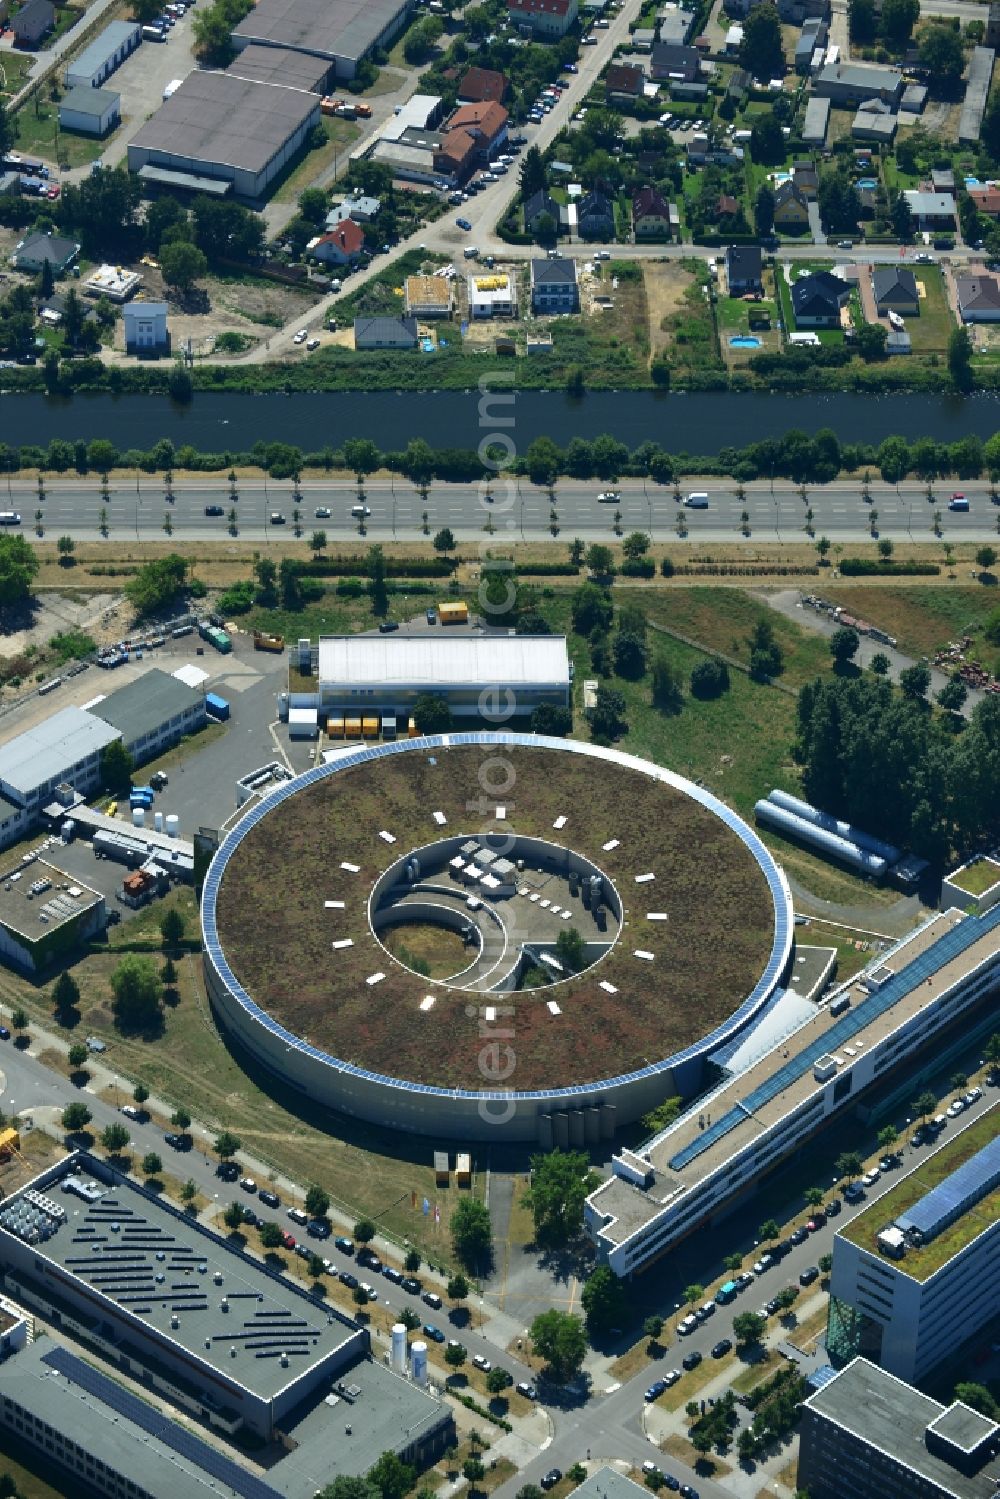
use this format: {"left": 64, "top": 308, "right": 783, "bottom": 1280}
{"left": 6, "top": 428, "right": 1000, "bottom": 491}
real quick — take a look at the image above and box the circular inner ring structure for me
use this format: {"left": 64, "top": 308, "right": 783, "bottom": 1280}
{"left": 203, "top": 734, "right": 792, "bottom": 1136}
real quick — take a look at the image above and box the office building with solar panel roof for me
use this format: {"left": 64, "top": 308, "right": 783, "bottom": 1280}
{"left": 0, "top": 1152, "right": 452, "bottom": 1497}
{"left": 586, "top": 905, "right": 1000, "bottom": 1277}
{"left": 825, "top": 1113, "right": 1000, "bottom": 1382}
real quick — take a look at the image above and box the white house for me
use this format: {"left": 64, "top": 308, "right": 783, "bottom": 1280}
{"left": 123, "top": 302, "right": 169, "bottom": 355}
{"left": 58, "top": 84, "right": 120, "bottom": 136}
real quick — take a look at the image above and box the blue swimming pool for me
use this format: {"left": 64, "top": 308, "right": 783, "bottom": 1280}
{"left": 730, "top": 336, "right": 762, "bottom": 348}
{"left": 966, "top": 176, "right": 981, "bottom": 188}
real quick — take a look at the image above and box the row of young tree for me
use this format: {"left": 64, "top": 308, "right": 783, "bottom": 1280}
{"left": 8, "top": 428, "right": 1000, "bottom": 490}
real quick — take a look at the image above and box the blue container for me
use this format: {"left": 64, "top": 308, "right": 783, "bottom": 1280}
{"left": 205, "top": 693, "right": 230, "bottom": 721}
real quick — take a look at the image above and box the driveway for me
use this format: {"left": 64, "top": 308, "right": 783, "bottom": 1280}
{"left": 807, "top": 201, "right": 826, "bottom": 246}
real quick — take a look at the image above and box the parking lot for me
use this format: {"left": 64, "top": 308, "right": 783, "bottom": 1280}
{"left": 85, "top": 11, "right": 200, "bottom": 171}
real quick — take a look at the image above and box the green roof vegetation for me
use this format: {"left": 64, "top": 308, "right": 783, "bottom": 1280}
{"left": 841, "top": 1107, "right": 1000, "bottom": 1280}
{"left": 949, "top": 859, "right": 1000, "bottom": 897}
{"left": 216, "top": 744, "right": 775, "bottom": 1090}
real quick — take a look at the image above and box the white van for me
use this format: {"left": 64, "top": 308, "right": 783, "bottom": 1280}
{"left": 351, "top": 504, "right": 371, "bottom": 518}
{"left": 684, "top": 492, "right": 709, "bottom": 508}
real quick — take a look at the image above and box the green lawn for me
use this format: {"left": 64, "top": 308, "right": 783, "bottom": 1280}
{"left": 948, "top": 857, "right": 1000, "bottom": 896}
{"left": 271, "top": 116, "right": 361, "bottom": 205}
{"left": 906, "top": 265, "right": 955, "bottom": 354}
{"left": 0, "top": 50, "right": 34, "bottom": 100}
{"left": 819, "top": 584, "right": 998, "bottom": 660}
{"left": 12, "top": 96, "right": 109, "bottom": 167}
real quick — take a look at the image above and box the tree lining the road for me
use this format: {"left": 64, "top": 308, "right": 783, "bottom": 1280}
{"left": 7, "top": 429, "right": 1000, "bottom": 488}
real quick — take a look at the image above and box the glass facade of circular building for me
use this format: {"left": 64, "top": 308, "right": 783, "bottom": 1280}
{"left": 202, "top": 734, "right": 794, "bottom": 1143}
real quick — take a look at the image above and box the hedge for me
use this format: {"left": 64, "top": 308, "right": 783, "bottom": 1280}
{"left": 839, "top": 559, "right": 941, "bottom": 576}
{"left": 621, "top": 557, "right": 656, "bottom": 577}
{"left": 517, "top": 562, "right": 580, "bottom": 576}
{"left": 303, "top": 556, "right": 455, "bottom": 578}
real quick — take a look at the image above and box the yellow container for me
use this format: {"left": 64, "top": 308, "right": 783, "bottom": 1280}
{"left": 345, "top": 718, "right": 362, "bottom": 738}
{"left": 328, "top": 718, "right": 345, "bottom": 739}
{"left": 362, "top": 717, "right": 379, "bottom": 738}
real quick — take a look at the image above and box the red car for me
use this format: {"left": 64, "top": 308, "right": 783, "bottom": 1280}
{"left": 45, "top": 184, "right": 60, "bottom": 199}
{"left": 282, "top": 1231, "right": 296, "bottom": 1250}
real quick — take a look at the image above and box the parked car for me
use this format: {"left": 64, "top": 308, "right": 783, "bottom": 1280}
{"left": 293, "top": 329, "right": 308, "bottom": 344}
{"left": 516, "top": 1381, "right": 537, "bottom": 1398}
{"left": 663, "top": 1369, "right": 681, "bottom": 1387}
{"left": 711, "top": 1338, "right": 733, "bottom": 1359}
{"left": 423, "top": 1324, "right": 445, "bottom": 1342}
{"left": 541, "top": 1472, "right": 562, "bottom": 1490}
{"left": 790, "top": 1226, "right": 809, "bottom": 1245}
{"left": 422, "top": 1291, "right": 443, "bottom": 1309}
{"left": 456, "top": 217, "right": 472, "bottom": 231}
{"left": 360, "top": 1281, "right": 378, "bottom": 1301}
{"left": 766, "top": 1297, "right": 782, "bottom": 1316}
{"left": 825, "top": 1198, "right": 841, "bottom": 1217}
{"left": 806, "top": 1211, "right": 826, "bottom": 1230}
{"left": 946, "top": 1098, "right": 965, "bottom": 1118}
{"left": 383, "top": 1266, "right": 403, "bottom": 1284}
{"left": 281, "top": 1231, "right": 296, "bottom": 1250}
{"left": 681, "top": 1350, "right": 702, "bottom": 1371}
{"left": 861, "top": 1168, "right": 881, "bottom": 1187}
{"left": 752, "top": 1253, "right": 774, "bottom": 1274}
{"left": 378, "top": 620, "right": 399, "bottom": 633}
{"left": 307, "top": 1219, "right": 331, "bottom": 1238}
{"left": 966, "top": 1087, "right": 983, "bottom": 1105}
{"left": 800, "top": 1265, "right": 820, "bottom": 1286}
{"left": 472, "top": 1354, "right": 492, "bottom": 1372}
{"left": 843, "top": 1182, "right": 866, "bottom": 1203}
{"left": 0, "top": 1027, "right": 9, "bottom": 1040}
{"left": 334, "top": 1235, "right": 354, "bottom": 1254}
{"left": 258, "top": 1189, "right": 280, "bottom": 1208}
{"left": 401, "top": 1277, "right": 421, "bottom": 1294}
{"left": 163, "top": 1133, "right": 188, "bottom": 1150}
{"left": 339, "top": 1271, "right": 359, "bottom": 1288}
{"left": 735, "top": 1270, "right": 755, "bottom": 1289}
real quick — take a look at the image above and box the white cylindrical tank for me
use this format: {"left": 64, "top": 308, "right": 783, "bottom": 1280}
{"left": 154, "top": 811, "right": 164, "bottom": 832}
{"left": 165, "top": 814, "right": 180, "bottom": 837}
{"left": 391, "top": 1323, "right": 407, "bottom": 1374}
{"left": 132, "top": 807, "right": 145, "bottom": 828}
{"left": 411, "top": 1340, "right": 427, "bottom": 1385}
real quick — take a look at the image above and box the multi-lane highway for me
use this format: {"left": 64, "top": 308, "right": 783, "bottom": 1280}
{"left": 13, "top": 476, "right": 1000, "bottom": 543}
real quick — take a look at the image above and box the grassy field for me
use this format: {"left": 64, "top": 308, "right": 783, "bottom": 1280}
{"left": 271, "top": 116, "right": 362, "bottom": 205}
{"left": 0, "top": 50, "right": 34, "bottom": 100}
{"left": 820, "top": 583, "right": 999, "bottom": 660}
{"left": 907, "top": 267, "right": 954, "bottom": 354}
{"left": 12, "top": 95, "right": 109, "bottom": 167}
{"left": 0, "top": 892, "right": 476, "bottom": 1265}
{"left": 642, "top": 585, "right": 831, "bottom": 689}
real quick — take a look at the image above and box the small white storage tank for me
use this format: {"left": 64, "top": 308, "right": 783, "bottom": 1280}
{"left": 132, "top": 807, "right": 145, "bottom": 828}
{"left": 165, "top": 814, "right": 180, "bottom": 837}
{"left": 154, "top": 811, "right": 164, "bottom": 832}
{"left": 391, "top": 1322, "right": 407, "bottom": 1374}
{"left": 411, "top": 1340, "right": 427, "bottom": 1385}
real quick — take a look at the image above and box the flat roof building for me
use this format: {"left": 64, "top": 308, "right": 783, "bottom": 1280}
{"left": 798, "top": 1359, "right": 1000, "bottom": 1499}
{"left": 90, "top": 666, "right": 207, "bottom": 763}
{"left": 0, "top": 1157, "right": 452, "bottom": 1497}
{"left": 959, "top": 45, "right": 995, "bottom": 143}
{"left": 0, "top": 705, "right": 120, "bottom": 814}
{"left": 0, "top": 1153, "right": 365, "bottom": 1437}
{"left": 64, "top": 19, "right": 140, "bottom": 90}
{"left": 586, "top": 905, "right": 1000, "bottom": 1276}
{"left": 0, "top": 858, "right": 105, "bottom": 972}
{"left": 58, "top": 83, "right": 120, "bottom": 136}
{"left": 813, "top": 60, "right": 904, "bottom": 105}
{"left": 127, "top": 71, "right": 320, "bottom": 200}
{"left": 318, "top": 634, "right": 571, "bottom": 719}
{"left": 232, "top": 0, "right": 414, "bottom": 81}
{"left": 826, "top": 1109, "right": 1000, "bottom": 1382}
{"left": 227, "top": 42, "right": 332, "bottom": 92}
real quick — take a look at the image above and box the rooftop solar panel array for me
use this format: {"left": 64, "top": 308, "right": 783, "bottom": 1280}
{"left": 896, "top": 1135, "right": 1000, "bottom": 1242}
{"left": 669, "top": 906, "right": 1000, "bottom": 1172}
{"left": 40, "top": 1345, "right": 282, "bottom": 1499}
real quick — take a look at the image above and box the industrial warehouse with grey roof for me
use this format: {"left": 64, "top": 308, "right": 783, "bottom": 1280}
{"left": 227, "top": 42, "right": 332, "bottom": 92}
{"left": 0, "top": 1153, "right": 365, "bottom": 1434}
{"left": 89, "top": 666, "right": 206, "bottom": 761}
{"left": 232, "top": 0, "right": 414, "bottom": 79}
{"left": 127, "top": 71, "right": 320, "bottom": 200}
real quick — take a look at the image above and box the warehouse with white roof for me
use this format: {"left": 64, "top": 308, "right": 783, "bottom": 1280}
{"left": 0, "top": 706, "right": 120, "bottom": 848}
{"left": 317, "top": 634, "right": 571, "bottom": 721}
